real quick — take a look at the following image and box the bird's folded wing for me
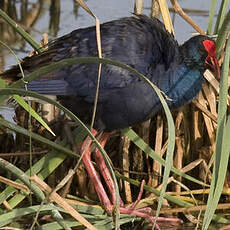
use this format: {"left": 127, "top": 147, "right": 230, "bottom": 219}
{"left": 25, "top": 79, "right": 75, "bottom": 95}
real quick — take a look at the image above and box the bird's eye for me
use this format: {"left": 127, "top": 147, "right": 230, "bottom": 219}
{"left": 197, "top": 44, "right": 207, "bottom": 56}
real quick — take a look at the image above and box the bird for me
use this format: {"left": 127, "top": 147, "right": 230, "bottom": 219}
{"left": 1, "top": 14, "right": 220, "bottom": 227}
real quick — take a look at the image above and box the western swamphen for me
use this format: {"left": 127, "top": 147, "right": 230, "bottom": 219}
{"left": 1, "top": 14, "right": 220, "bottom": 226}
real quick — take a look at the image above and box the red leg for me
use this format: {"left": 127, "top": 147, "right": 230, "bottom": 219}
{"left": 93, "top": 132, "right": 124, "bottom": 206}
{"left": 80, "top": 129, "right": 182, "bottom": 228}
{"left": 120, "top": 207, "right": 182, "bottom": 229}
{"left": 130, "top": 180, "right": 145, "bottom": 209}
{"left": 94, "top": 146, "right": 152, "bottom": 213}
{"left": 80, "top": 129, "right": 113, "bottom": 214}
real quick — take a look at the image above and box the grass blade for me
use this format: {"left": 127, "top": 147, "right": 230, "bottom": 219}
{"left": 121, "top": 128, "right": 207, "bottom": 186}
{"left": 0, "top": 9, "right": 43, "bottom": 52}
{"left": 0, "top": 40, "right": 54, "bottom": 136}
{"left": 202, "top": 36, "right": 230, "bottom": 230}
{"left": 214, "top": 0, "right": 230, "bottom": 34}
{"left": 0, "top": 158, "right": 45, "bottom": 202}
{"left": 207, "top": 0, "right": 217, "bottom": 34}
{"left": 216, "top": 9, "right": 230, "bottom": 57}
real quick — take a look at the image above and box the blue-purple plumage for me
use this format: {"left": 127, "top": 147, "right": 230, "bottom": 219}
{"left": 1, "top": 15, "right": 216, "bottom": 131}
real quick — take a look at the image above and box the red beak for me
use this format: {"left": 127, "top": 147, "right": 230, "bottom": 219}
{"left": 203, "top": 40, "right": 220, "bottom": 78}
{"left": 206, "top": 55, "right": 220, "bottom": 78}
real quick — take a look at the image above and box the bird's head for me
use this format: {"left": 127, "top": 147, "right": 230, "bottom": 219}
{"left": 181, "top": 35, "right": 220, "bottom": 77}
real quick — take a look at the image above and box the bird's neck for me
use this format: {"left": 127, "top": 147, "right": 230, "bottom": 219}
{"left": 154, "top": 60, "right": 204, "bottom": 109}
